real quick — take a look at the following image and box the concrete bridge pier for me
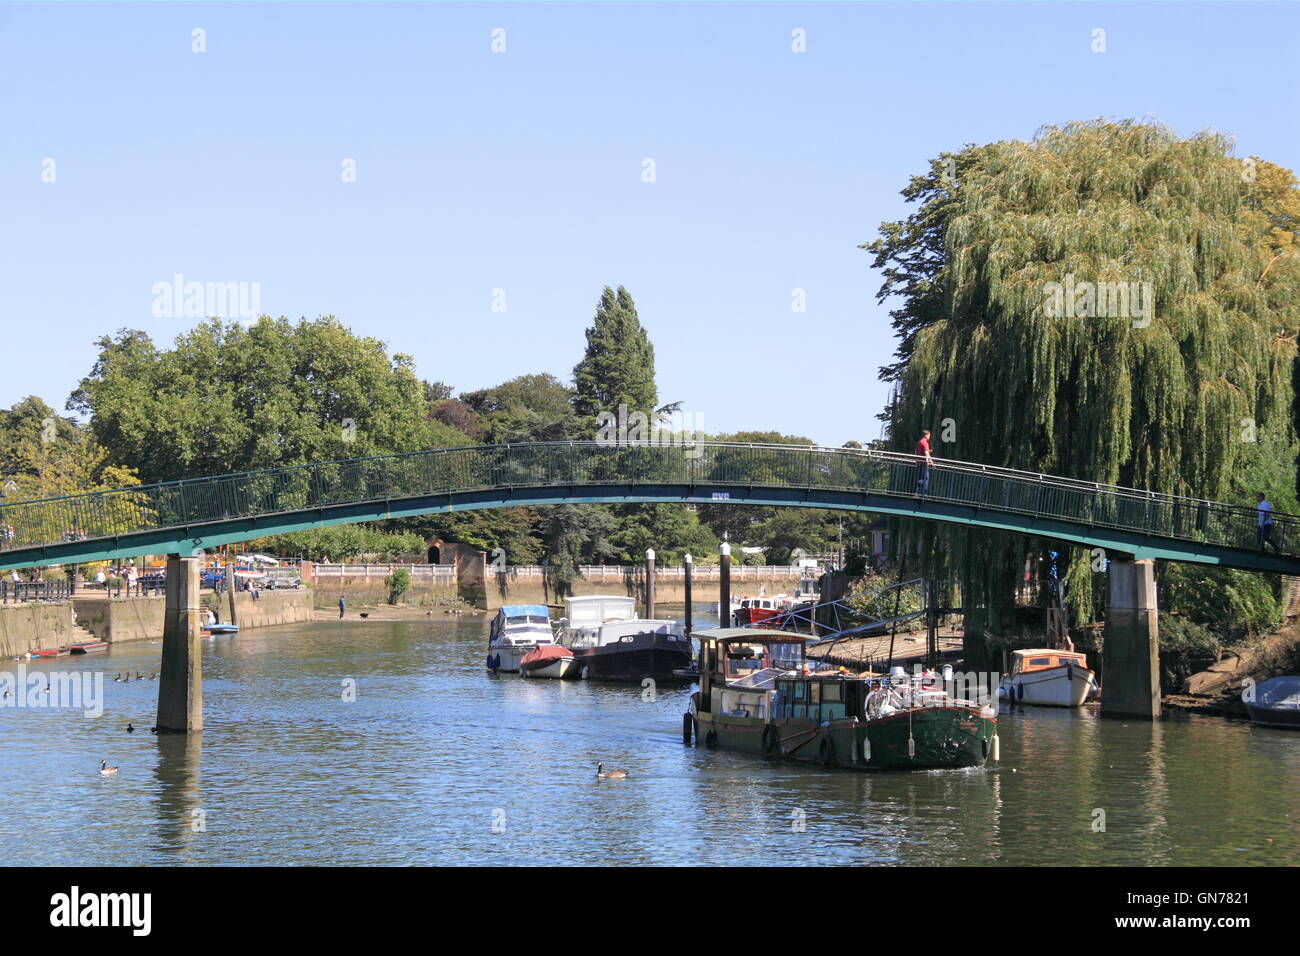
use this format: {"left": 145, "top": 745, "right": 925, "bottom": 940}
{"left": 1101, "top": 558, "right": 1161, "bottom": 720}
{"left": 155, "top": 555, "right": 203, "bottom": 733}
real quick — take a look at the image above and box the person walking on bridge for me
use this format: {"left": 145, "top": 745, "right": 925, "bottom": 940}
{"left": 1257, "top": 493, "right": 1280, "bottom": 554}
{"left": 914, "top": 429, "right": 934, "bottom": 495}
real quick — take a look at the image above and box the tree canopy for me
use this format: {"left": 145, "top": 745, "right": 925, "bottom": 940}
{"left": 68, "top": 317, "right": 471, "bottom": 483}
{"left": 866, "top": 120, "right": 1300, "bottom": 635}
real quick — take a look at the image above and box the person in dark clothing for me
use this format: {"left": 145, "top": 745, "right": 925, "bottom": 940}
{"left": 339, "top": 595, "right": 346, "bottom": 619}
{"left": 914, "top": 429, "right": 933, "bottom": 495}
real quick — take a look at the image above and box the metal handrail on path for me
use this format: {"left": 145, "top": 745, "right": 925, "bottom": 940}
{"left": 0, "top": 441, "right": 1292, "bottom": 567}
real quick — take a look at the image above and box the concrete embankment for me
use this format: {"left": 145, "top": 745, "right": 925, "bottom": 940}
{"left": 0, "top": 603, "right": 79, "bottom": 658}
{"left": 73, "top": 589, "right": 313, "bottom": 644}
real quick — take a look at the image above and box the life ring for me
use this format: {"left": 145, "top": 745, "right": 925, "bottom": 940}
{"left": 682, "top": 712, "right": 695, "bottom": 745}
{"left": 762, "top": 724, "right": 780, "bottom": 757}
{"left": 819, "top": 735, "right": 835, "bottom": 767}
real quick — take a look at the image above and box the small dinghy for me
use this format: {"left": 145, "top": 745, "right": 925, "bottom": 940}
{"left": 520, "top": 644, "right": 581, "bottom": 680}
{"left": 1246, "top": 675, "right": 1300, "bottom": 729}
{"left": 201, "top": 624, "right": 240, "bottom": 635}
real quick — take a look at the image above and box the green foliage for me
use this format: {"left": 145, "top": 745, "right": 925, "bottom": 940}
{"left": 69, "top": 317, "right": 471, "bottom": 483}
{"left": 866, "top": 120, "right": 1300, "bottom": 627}
{"left": 1157, "top": 564, "right": 1281, "bottom": 642}
{"left": 0, "top": 396, "right": 140, "bottom": 501}
{"left": 385, "top": 567, "right": 411, "bottom": 605}
{"left": 609, "top": 503, "right": 718, "bottom": 564}
{"left": 1156, "top": 612, "right": 1223, "bottom": 693}
{"left": 461, "top": 373, "right": 582, "bottom": 443}
{"left": 846, "top": 572, "right": 923, "bottom": 622}
{"left": 540, "top": 504, "right": 616, "bottom": 598}
{"left": 251, "top": 525, "right": 425, "bottom": 562}
{"left": 572, "top": 286, "right": 659, "bottom": 426}
{"left": 407, "top": 507, "right": 545, "bottom": 565}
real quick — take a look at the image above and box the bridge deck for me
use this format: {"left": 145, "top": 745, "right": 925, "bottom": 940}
{"left": 0, "top": 442, "right": 1295, "bottom": 573}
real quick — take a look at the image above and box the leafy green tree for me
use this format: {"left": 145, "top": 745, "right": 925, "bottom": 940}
{"left": 0, "top": 397, "right": 139, "bottom": 500}
{"left": 385, "top": 567, "right": 411, "bottom": 605}
{"left": 248, "top": 524, "right": 425, "bottom": 562}
{"left": 461, "top": 373, "right": 582, "bottom": 443}
{"left": 572, "top": 286, "right": 659, "bottom": 426}
{"left": 865, "top": 120, "right": 1300, "bottom": 639}
{"left": 69, "top": 317, "right": 471, "bottom": 483}
{"left": 540, "top": 504, "right": 616, "bottom": 597}
{"left": 609, "top": 503, "right": 718, "bottom": 564}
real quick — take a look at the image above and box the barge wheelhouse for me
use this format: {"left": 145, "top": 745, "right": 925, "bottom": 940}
{"left": 688, "top": 628, "right": 997, "bottom": 771}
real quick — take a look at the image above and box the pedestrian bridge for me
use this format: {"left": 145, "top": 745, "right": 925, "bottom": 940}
{"left": 1, "top": 441, "right": 1296, "bottom": 574}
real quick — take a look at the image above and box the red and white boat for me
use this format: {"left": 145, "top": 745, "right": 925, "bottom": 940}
{"left": 520, "top": 644, "right": 581, "bottom": 680}
{"left": 734, "top": 596, "right": 784, "bottom": 629}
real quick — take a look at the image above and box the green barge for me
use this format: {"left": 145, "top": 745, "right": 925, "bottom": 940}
{"left": 685, "top": 628, "right": 997, "bottom": 770}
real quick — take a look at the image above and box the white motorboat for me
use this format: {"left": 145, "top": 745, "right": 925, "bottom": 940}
{"left": 999, "top": 649, "right": 1096, "bottom": 707}
{"left": 486, "top": 604, "right": 556, "bottom": 673}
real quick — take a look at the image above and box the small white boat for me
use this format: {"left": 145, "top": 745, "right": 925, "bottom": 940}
{"left": 999, "top": 649, "right": 1096, "bottom": 707}
{"left": 486, "top": 605, "right": 555, "bottom": 673}
{"left": 1246, "top": 675, "right": 1300, "bottom": 729}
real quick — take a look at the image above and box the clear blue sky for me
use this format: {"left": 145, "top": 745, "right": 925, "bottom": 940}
{"left": 2, "top": 2, "right": 1296, "bottom": 446}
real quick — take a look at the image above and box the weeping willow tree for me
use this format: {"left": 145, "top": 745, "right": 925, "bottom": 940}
{"left": 865, "top": 120, "right": 1300, "bottom": 657}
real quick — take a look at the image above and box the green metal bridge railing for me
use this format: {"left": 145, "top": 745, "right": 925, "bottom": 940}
{"left": 0, "top": 441, "right": 1292, "bottom": 565}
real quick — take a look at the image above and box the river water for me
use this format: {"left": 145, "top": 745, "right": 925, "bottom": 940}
{"left": 2, "top": 612, "right": 1297, "bottom": 866}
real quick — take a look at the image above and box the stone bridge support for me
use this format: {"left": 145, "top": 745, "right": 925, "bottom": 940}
{"left": 1101, "top": 558, "right": 1161, "bottom": 720}
{"left": 155, "top": 555, "right": 203, "bottom": 733}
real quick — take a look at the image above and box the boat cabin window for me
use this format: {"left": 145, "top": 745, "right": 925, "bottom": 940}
{"left": 774, "top": 678, "right": 857, "bottom": 723}
{"left": 1028, "top": 656, "right": 1052, "bottom": 667}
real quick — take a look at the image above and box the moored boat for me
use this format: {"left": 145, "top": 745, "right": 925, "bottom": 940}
{"left": 687, "top": 628, "right": 997, "bottom": 770}
{"left": 201, "top": 624, "right": 240, "bottom": 635}
{"left": 558, "top": 595, "right": 692, "bottom": 682}
{"left": 1246, "top": 675, "right": 1300, "bottom": 729}
{"left": 998, "top": 649, "right": 1096, "bottom": 707}
{"left": 734, "top": 596, "right": 783, "bottom": 628}
{"left": 487, "top": 604, "right": 556, "bottom": 673}
{"left": 520, "top": 644, "right": 581, "bottom": 680}
{"left": 61, "top": 641, "right": 109, "bottom": 654}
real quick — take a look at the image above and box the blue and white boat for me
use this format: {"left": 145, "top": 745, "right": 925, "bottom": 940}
{"left": 487, "top": 604, "right": 556, "bottom": 673}
{"left": 1246, "top": 675, "right": 1300, "bottom": 729}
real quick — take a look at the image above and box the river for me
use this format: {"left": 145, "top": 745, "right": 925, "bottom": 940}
{"left": 1, "top": 612, "right": 1296, "bottom": 866}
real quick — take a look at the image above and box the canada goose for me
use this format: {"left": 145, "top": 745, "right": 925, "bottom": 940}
{"left": 149, "top": 673, "right": 157, "bottom": 680}
{"left": 113, "top": 674, "right": 122, "bottom": 682}
{"left": 135, "top": 672, "right": 143, "bottom": 680}
{"left": 2, "top": 690, "right": 9, "bottom": 699}
{"left": 99, "top": 760, "right": 118, "bottom": 776}
{"left": 595, "top": 762, "right": 629, "bottom": 780}
{"left": 126, "top": 723, "right": 135, "bottom": 733}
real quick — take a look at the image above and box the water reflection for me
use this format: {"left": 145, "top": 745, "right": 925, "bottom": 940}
{"left": 0, "top": 614, "right": 1295, "bottom": 866}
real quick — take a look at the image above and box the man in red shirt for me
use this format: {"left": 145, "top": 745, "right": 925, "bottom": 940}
{"left": 914, "top": 429, "right": 933, "bottom": 495}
